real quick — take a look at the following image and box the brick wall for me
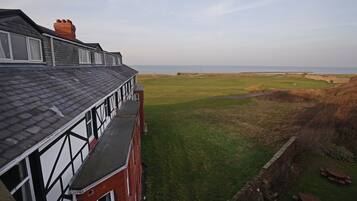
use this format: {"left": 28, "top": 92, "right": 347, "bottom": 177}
{"left": 231, "top": 136, "right": 298, "bottom": 201}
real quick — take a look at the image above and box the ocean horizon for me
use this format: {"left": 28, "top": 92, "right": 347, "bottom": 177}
{"left": 133, "top": 65, "right": 357, "bottom": 75}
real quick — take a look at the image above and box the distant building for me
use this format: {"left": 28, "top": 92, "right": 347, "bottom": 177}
{"left": 0, "top": 9, "right": 144, "bottom": 201}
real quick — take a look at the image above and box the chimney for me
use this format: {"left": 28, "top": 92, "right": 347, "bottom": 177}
{"left": 53, "top": 19, "right": 76, "bottom": 40}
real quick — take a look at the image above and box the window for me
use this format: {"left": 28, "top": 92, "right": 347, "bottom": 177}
{"left": 85, "top": 111, "right": 94, "bottom": 140}
{"left": 98, "top": 191, "right": 115, "bottom": 201}
{"left": 28, "top": 38, "right": 42, "bottom": 61}
{"left": 78, "top": 48, "right": 91, "bottom": 64}
{"left": 11, "top": 33, "right": 28, "bottom": 60}
{"left": 0, "top": 31, "right": 11, "bottom": 60}
{"left": 0, "top": 158, "right": 36, "bottom": 201}
{"left": 0, "top": 30, "right": 43, "bottom": 63}
{"left": 126, "top": 169, "right": 130, "bottom": 196}
{"left": 104, "top": 98, "right": 110, "bottom": 116}
{"left": 94, "top": 52, "right": 103, "bottom": 64}
{"left": 112, "top": 56, "right": 116, "bottom": 66}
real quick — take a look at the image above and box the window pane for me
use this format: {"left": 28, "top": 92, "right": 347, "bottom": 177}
{"left": 95, "top": 52, "right": 102, "bottom": 64}
{"left": 0, "top": 160, "right": 28, "bottom": 191}
{"left": 0, "top": 32, "right": 11, "bottom": 59}
{"left": 86, "top": 123, "right": 93, "bottom": 137}
{"left": 85, "top": 111, "right": 91, "bottom": 121}
{"left": 12, "top": 180, "right": 33, "bottom": 201}
{"left": 28, "top": 38, "right": 41, "bottom": 60}
{"left": 87, "top": 51, "right": 91, "bottom": 63}
{"left": 11, "top": 34, "right": 28, "bottom": 60}
{"left": 98, "top": 193, "right": 112, "bottom": 201}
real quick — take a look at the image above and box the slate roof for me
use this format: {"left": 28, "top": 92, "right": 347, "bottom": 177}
{"left": 70, "top": 101, "right": 139, "bottom": 191}
{"left": 0, "top": 65, "right": 138, "bottom": 172}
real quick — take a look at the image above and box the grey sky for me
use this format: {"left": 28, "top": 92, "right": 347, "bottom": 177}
{"left": 2, "top": 0, "right": 357, "bottom": 67}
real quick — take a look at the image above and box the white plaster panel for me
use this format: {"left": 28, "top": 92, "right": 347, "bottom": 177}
{"left": 40, "top": 136, "right": 65, "bottom": 185}
{"left": 50, "top": 137, "right": 71, "bottom": 185}
{"left": 82, "top": 146, "right": 89, "bottom": 160}
{"left": 70, "top": 119, "right": 87, "bottom": 138}
{"left": 70, "top": 135, "right": 86, "bottom": 157}
{"left": 46, "top": 180, "right": 61, "bottom": 201}
{"left": 73, "top": 154, "right": 82, "bottom": 173}
{"left": 61, "top": 165, "right": 73, "bottom": 189}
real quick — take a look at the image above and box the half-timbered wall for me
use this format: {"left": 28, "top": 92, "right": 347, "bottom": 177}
{"left": 38, "top": 117, "right": 89, "bottom": 201}
{"left": 35, "top": 77, "right": 135, "bottom": 201}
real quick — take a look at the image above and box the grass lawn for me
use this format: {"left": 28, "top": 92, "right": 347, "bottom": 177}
{"left": 281, "top": 154, "right": 357, "bottom": 201}
{"left": 139, "top": 74, "right": 332, "bottom": 201}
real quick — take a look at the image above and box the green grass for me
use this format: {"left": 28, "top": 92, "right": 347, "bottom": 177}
{"left": 140, "top": 74, "right": 333, "bottom": 201}
{"left": 281, "top": 154, "right": 357, "bottom": 201}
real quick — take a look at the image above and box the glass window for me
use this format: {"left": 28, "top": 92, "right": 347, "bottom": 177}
{"left": 98, "top": 191, "right": 114, "bottom": 201}
{"left": 1, "top": 160, "right": 28, "bottom": 190}
{"left": 0, "top": 158, "right": 35, "bottom": 201}
{"left": 28, "top": 38, "right": 42, "bottom": 61}
{"left": 11, "top": 33, "right": 28, "bottom": 60}
{"left": 112, "top": 56, "right": 116, "bottom": 65}
{"left": 12, "top": 181, "right": 33, "bottom": 201}
{"left": 94, "top": 52, "right": 103, "bottom": 64}
{"left": 0, "top": 31, "right": 11, "bottom": 59}
{"left": 85, "top": 111, "right": 93, "bottom": 138}
{"left": 104, "top": 99, "right": 109, "bottom": 116}
{"left": 79, "top": 48, "right": 91, "bottom": 64}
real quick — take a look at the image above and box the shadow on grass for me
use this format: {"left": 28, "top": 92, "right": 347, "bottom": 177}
{"left": 142, "top": 96, "right": 274, "bottom": 201}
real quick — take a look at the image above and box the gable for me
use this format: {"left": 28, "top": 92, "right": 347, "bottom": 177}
{"left": 0, "top": 15, "right": 42, "bottom": 39}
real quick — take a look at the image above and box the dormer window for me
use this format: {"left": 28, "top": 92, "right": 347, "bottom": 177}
{"left": 78, "top": 48, "right": 91, "bottom": 64}
{"left": 111, "top": 55, "right": 116, "bottom": 66}
{"left": 28, "top": 38, "right": 42, "bottom": 61}
{"left": 0, "top": 30, "right": 43, "bottom": 63}
{"left": 0, "top": 31, "right": 11, "bottom": 60}
{"left": 94, "top": 52, "right": 103, "bottom": 64}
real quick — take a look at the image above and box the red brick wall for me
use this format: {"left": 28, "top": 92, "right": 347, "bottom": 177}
{"left": 76, "top": 116, "right": 142, "bottom": 201}
{"left": 134, "top": 89, "right": 144, "bottom": 134}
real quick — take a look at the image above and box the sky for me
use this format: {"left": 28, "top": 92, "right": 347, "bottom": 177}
{"left": 2, "top": 0, "right": 357, "bottom": 67}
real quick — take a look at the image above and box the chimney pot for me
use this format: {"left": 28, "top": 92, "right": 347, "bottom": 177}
{"left": 54, "top": 19, "right": 76, "bottom": 40}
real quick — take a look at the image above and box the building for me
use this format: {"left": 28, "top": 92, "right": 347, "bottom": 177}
{"left": 0, "top": 9, "right": 144, "bottom": 201}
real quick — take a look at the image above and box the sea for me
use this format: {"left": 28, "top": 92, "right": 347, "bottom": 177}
{"left": 133, "top": 65, "right": 357, "bottom": 75}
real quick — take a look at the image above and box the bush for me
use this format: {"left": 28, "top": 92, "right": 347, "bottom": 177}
{"left": 323, "top": 143, "right": 354, "bottom": 162}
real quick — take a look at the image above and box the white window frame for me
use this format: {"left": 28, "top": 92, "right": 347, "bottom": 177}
{"left": 112, "top": 55, "right": 116, "bottom": 66}
{"left": 94, "top": 52, "right": 103, "bottom": 64}
{"left": 127, "top": 169, "right": 130, "bottom": 196}
{"left": 97, "top": 191, "right": 115, "bottom": 201}
{"left": 27, "top": 37, "right": 43, "bottom": 62}
{"left": 0, "top": 30, "right": 43, "bottom": 63}
{"left": 78, "top": 48, "right": 91, "bottom": 64}
{"left": 0, "top": 30, "right": 13, "bottom": 61}
{"left": 7, "top": 158, "right": 36, "bottom": 201}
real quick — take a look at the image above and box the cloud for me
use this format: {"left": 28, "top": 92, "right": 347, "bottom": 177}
{"left": 202, "top": 0, "right": 280, "bottom": 17}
